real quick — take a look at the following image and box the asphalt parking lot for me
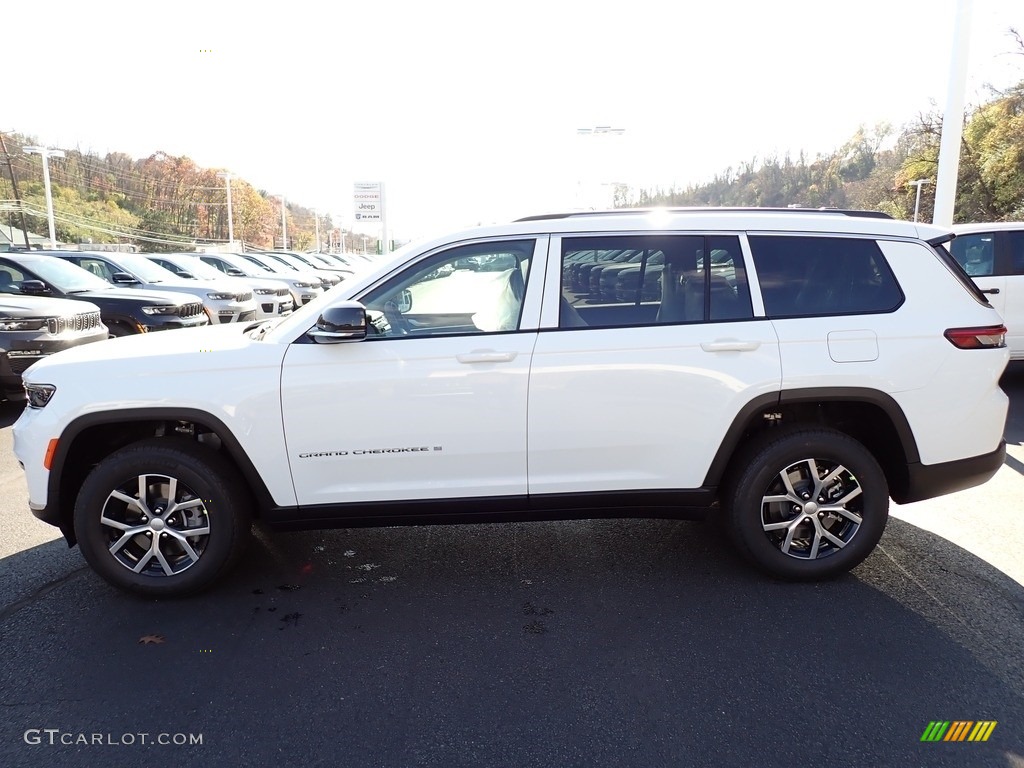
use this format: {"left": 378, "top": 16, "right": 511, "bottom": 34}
{"left": 1, "top": 368, "right": 1023, "bottom": 768}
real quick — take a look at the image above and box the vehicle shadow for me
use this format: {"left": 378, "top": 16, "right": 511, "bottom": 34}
{"left": 1, "top": 516, "right": 1022, "bottom": 767}
{"left": 1002, "top": 360, "right": 1024, "bottom": 446}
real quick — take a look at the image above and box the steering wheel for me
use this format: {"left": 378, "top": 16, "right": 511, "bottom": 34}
{"left": 383, "top": 299, "right": 410, "bottom": 336}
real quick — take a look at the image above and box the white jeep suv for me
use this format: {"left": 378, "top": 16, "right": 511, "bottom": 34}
{"left": 949, "top": 222, "right": 1024, "bottom": 359}
{"left": 12, "top": 209, "right": 1009, "bottom": 596}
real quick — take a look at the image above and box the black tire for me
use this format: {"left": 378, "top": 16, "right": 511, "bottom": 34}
{"left": 107, "top": 323, "right": 134, "bottom": 338}
{"left": 73, "top": 438, "right": 251, "bottom": 597}
{"left": 722, "top": 427, "right": 889, "bottom": 581}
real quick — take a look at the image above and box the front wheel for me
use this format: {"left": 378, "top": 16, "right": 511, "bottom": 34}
{"left": 73, "top": 438, "right": 251, "bottom": 597}
{"left": 723, "top": 428, "right": 889, "bottom": 580}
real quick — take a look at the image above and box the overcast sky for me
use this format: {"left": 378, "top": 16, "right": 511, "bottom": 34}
{"left": 6, "top": 0, "right": 1023, "bottom": 242}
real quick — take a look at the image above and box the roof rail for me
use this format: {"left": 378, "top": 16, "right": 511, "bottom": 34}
{"left": 515, "top": 207, "right": 894, "bottom": 222}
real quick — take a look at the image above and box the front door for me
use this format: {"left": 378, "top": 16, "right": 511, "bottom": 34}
{"left": 281, "top": 238, "right": 544, "bottom": 506}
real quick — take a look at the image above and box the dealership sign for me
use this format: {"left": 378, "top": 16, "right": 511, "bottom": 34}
{"left": 354, "top": 182, "right": 382, "bottom": 221}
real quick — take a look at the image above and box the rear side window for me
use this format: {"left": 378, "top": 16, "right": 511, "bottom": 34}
{"left": 748, "top": 236, "right": 903, "bottom": 318}
{"left": 558, "top": 235, "right": 753, "bottom": 328}
{"left": 949, "top": 233, "right": 996, "bottom": 276}
{"left": 1008, "top": 231, "right": 1024, "bottom": 274}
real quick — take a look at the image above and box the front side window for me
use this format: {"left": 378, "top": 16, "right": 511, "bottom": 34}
{"left": 749, "top": 236, "right": 903, "bottom": 318}
{"left": 360, "top": 240, "right": 534, "bottom": 338}
{"left": 559, "top": 235, "right": 753, "bottom": 328}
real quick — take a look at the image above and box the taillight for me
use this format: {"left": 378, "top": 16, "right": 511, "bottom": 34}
{"left": 944, "top": 325, "right": 1007, "bottom": 349}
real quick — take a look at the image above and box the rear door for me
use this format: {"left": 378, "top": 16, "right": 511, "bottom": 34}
{"left": 948, "top": 231, "right": 1007, "bottom": 332}
{"left": 1000, "top": 230, "right": 1024, "bottom": 358}
{"left": 527, "top": 232, "right": 781, "bottom": 495}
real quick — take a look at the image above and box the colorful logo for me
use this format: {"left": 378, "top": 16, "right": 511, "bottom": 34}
{"left": 920, "top": 721, "right": 997, "bottom": 742}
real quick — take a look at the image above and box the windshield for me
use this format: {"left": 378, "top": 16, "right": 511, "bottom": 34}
{"left": 112, "top": 253, "right": 182, "bottom": 283}
{"left": 261, "top": 254, "right": 304, "bottom": 272}
{"left": 170, "top": 256, "right": 226, "bottom": 280}
{"left": 239, "top": 254, "right": 288, "bottom": 274}
{"left": 17, "top": 256, "right": 113, "bottom": 293}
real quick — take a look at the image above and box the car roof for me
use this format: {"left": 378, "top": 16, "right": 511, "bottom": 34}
{"left": 419, "top": 208, "right": 948, "bottom": 248}
{"left": 951, "top": 221, "right": 1024, "bottom": 234}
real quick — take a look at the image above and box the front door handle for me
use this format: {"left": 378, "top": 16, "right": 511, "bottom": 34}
{"left": 981, "top": 288, "right": 1000, "bottom": 295}
{"left": 701, "top": 339, "right": 761, "bottom": 353}
{"left": 457, "top": 350, "right": 518, "bottom": 364}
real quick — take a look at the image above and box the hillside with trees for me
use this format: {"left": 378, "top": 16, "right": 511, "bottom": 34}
{"left": 0, "top": 135, "right": 337, "bottom": 252}
{"left": 622, "top": 79, "right": 1024, "bottom": 223}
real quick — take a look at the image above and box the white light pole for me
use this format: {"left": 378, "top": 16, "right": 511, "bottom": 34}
{"left": 361, "top": 236, "right": 367, "bottom": 254}
{"left": 277, "top": 195, "right": 287, "bottom": 250}
{"left": 933, "top": 0, "right": 974, "bottom": 226}
{"left": 217, "top": 172, "right": 234, "bottom": 247}
{"left": 313, "top": 209, "right": 321, "bottom": 252}
{"left": 24, "top": 145, "right": 65, "bottom": 249}
{"left": 910, "top": 179, "right": 932, "bottom": 222}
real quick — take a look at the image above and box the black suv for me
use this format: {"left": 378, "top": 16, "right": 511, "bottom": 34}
{"left": 1, "top": 295, "right": 107, "bottom": 401}
{"left": 0, "top": 253, "right": 208, "bottom": 336}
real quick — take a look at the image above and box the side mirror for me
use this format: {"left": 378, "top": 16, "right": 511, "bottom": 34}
{"left": 175, "top": 270, "right": 195, "bottom": 279}
{"left": 307, "top": 301, "right": 368, "bottom": 344}
{"left": 396, "top": 289, "right": 413, "bottom": 313}
{"left": 20, "top": 279, "right": 50, "bottom": 295}
{"left": 111, "top": 272, "right": 139, "bottom": 284}
{"left": 227, "top": 268, "right": 246, "bottom": 277}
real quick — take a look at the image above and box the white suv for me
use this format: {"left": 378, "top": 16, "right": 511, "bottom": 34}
{"left": 949, "top": 222, "right": 1024, "bottom": 359}
{"left": 12, "top": 209, "right": 1009, "bottom": 596}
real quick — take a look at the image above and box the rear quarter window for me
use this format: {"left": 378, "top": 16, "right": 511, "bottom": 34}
{"left": 748, "top": 235, "right": 904, "bottom": 318}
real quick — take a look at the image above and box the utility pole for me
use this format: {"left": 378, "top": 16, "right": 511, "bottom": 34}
{"left": 314, "top": 209, "right": 321, "bottom": 252}
{"left": 0, "top": 132, "right": 31, "bottom": 248}
{"left": 24, "top": 145, "right": 65, "bottom": 249}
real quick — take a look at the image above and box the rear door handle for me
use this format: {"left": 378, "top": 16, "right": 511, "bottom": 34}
{"left": 456, "top": 350, "right": 518, "bottom": 364}
{"left": 700, "top": 339, "right": 761, "bottom": 352}
{"left": 981, "top": 288, "right": 1000, "bottom": 295}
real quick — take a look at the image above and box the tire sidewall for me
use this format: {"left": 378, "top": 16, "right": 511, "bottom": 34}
{"left": 727, "top": 430, "right": 889, "bottom": 580}
{"left": 74, "top": 440, "right": 248, "bottom": 597}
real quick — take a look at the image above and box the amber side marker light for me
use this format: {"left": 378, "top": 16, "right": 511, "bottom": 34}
{"left": 43, "top": 439, "right": 58, "bottom": 470}
{"left": 944, "top": 325, "right": 1007, "bottom": 349}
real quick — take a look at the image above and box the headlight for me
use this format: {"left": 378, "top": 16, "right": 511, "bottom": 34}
{"left": 293, "top": 281, "right": 313, "bottom": 288}
{"left": 206, "top": 292, "right": 237, "bottom": 300}
{"left": 0, "top": 317, "right": 47, "bottom": 331}
{"left": 141, "top": 305, "right": 182, "bottom": 315}
{"left": 254, "top": 288, "right": 276, "bottom": 295}
{"left": 25, "top": 383, "right": 56, "bottom": 409}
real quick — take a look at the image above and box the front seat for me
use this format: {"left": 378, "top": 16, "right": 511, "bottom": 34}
{"left": 0, "top": 271, "right": 13, "bottom": 290}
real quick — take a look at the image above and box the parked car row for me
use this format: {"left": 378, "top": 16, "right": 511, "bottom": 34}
{"left": 0, "top": 248, "right": 364, "bottom": 401}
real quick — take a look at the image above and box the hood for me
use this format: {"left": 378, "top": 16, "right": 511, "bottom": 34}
{"left": 23, "top": 322, "right": 282, "bottom": 376}
{"left": 0, "top": 296, "right": 102, "bottom": 317}
{"left": 74, "top": 287, "right": 201, "bottom": 305}
{"left": 140, "top": 278, "right": 244, "bottom": 295}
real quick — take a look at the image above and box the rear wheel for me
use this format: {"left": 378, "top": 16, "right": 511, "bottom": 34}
{"left": 723, "top": 428, "right": 889, "bottom": 580}
{"left": 73, "top": 438, "right": 251, "bottom": 596}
